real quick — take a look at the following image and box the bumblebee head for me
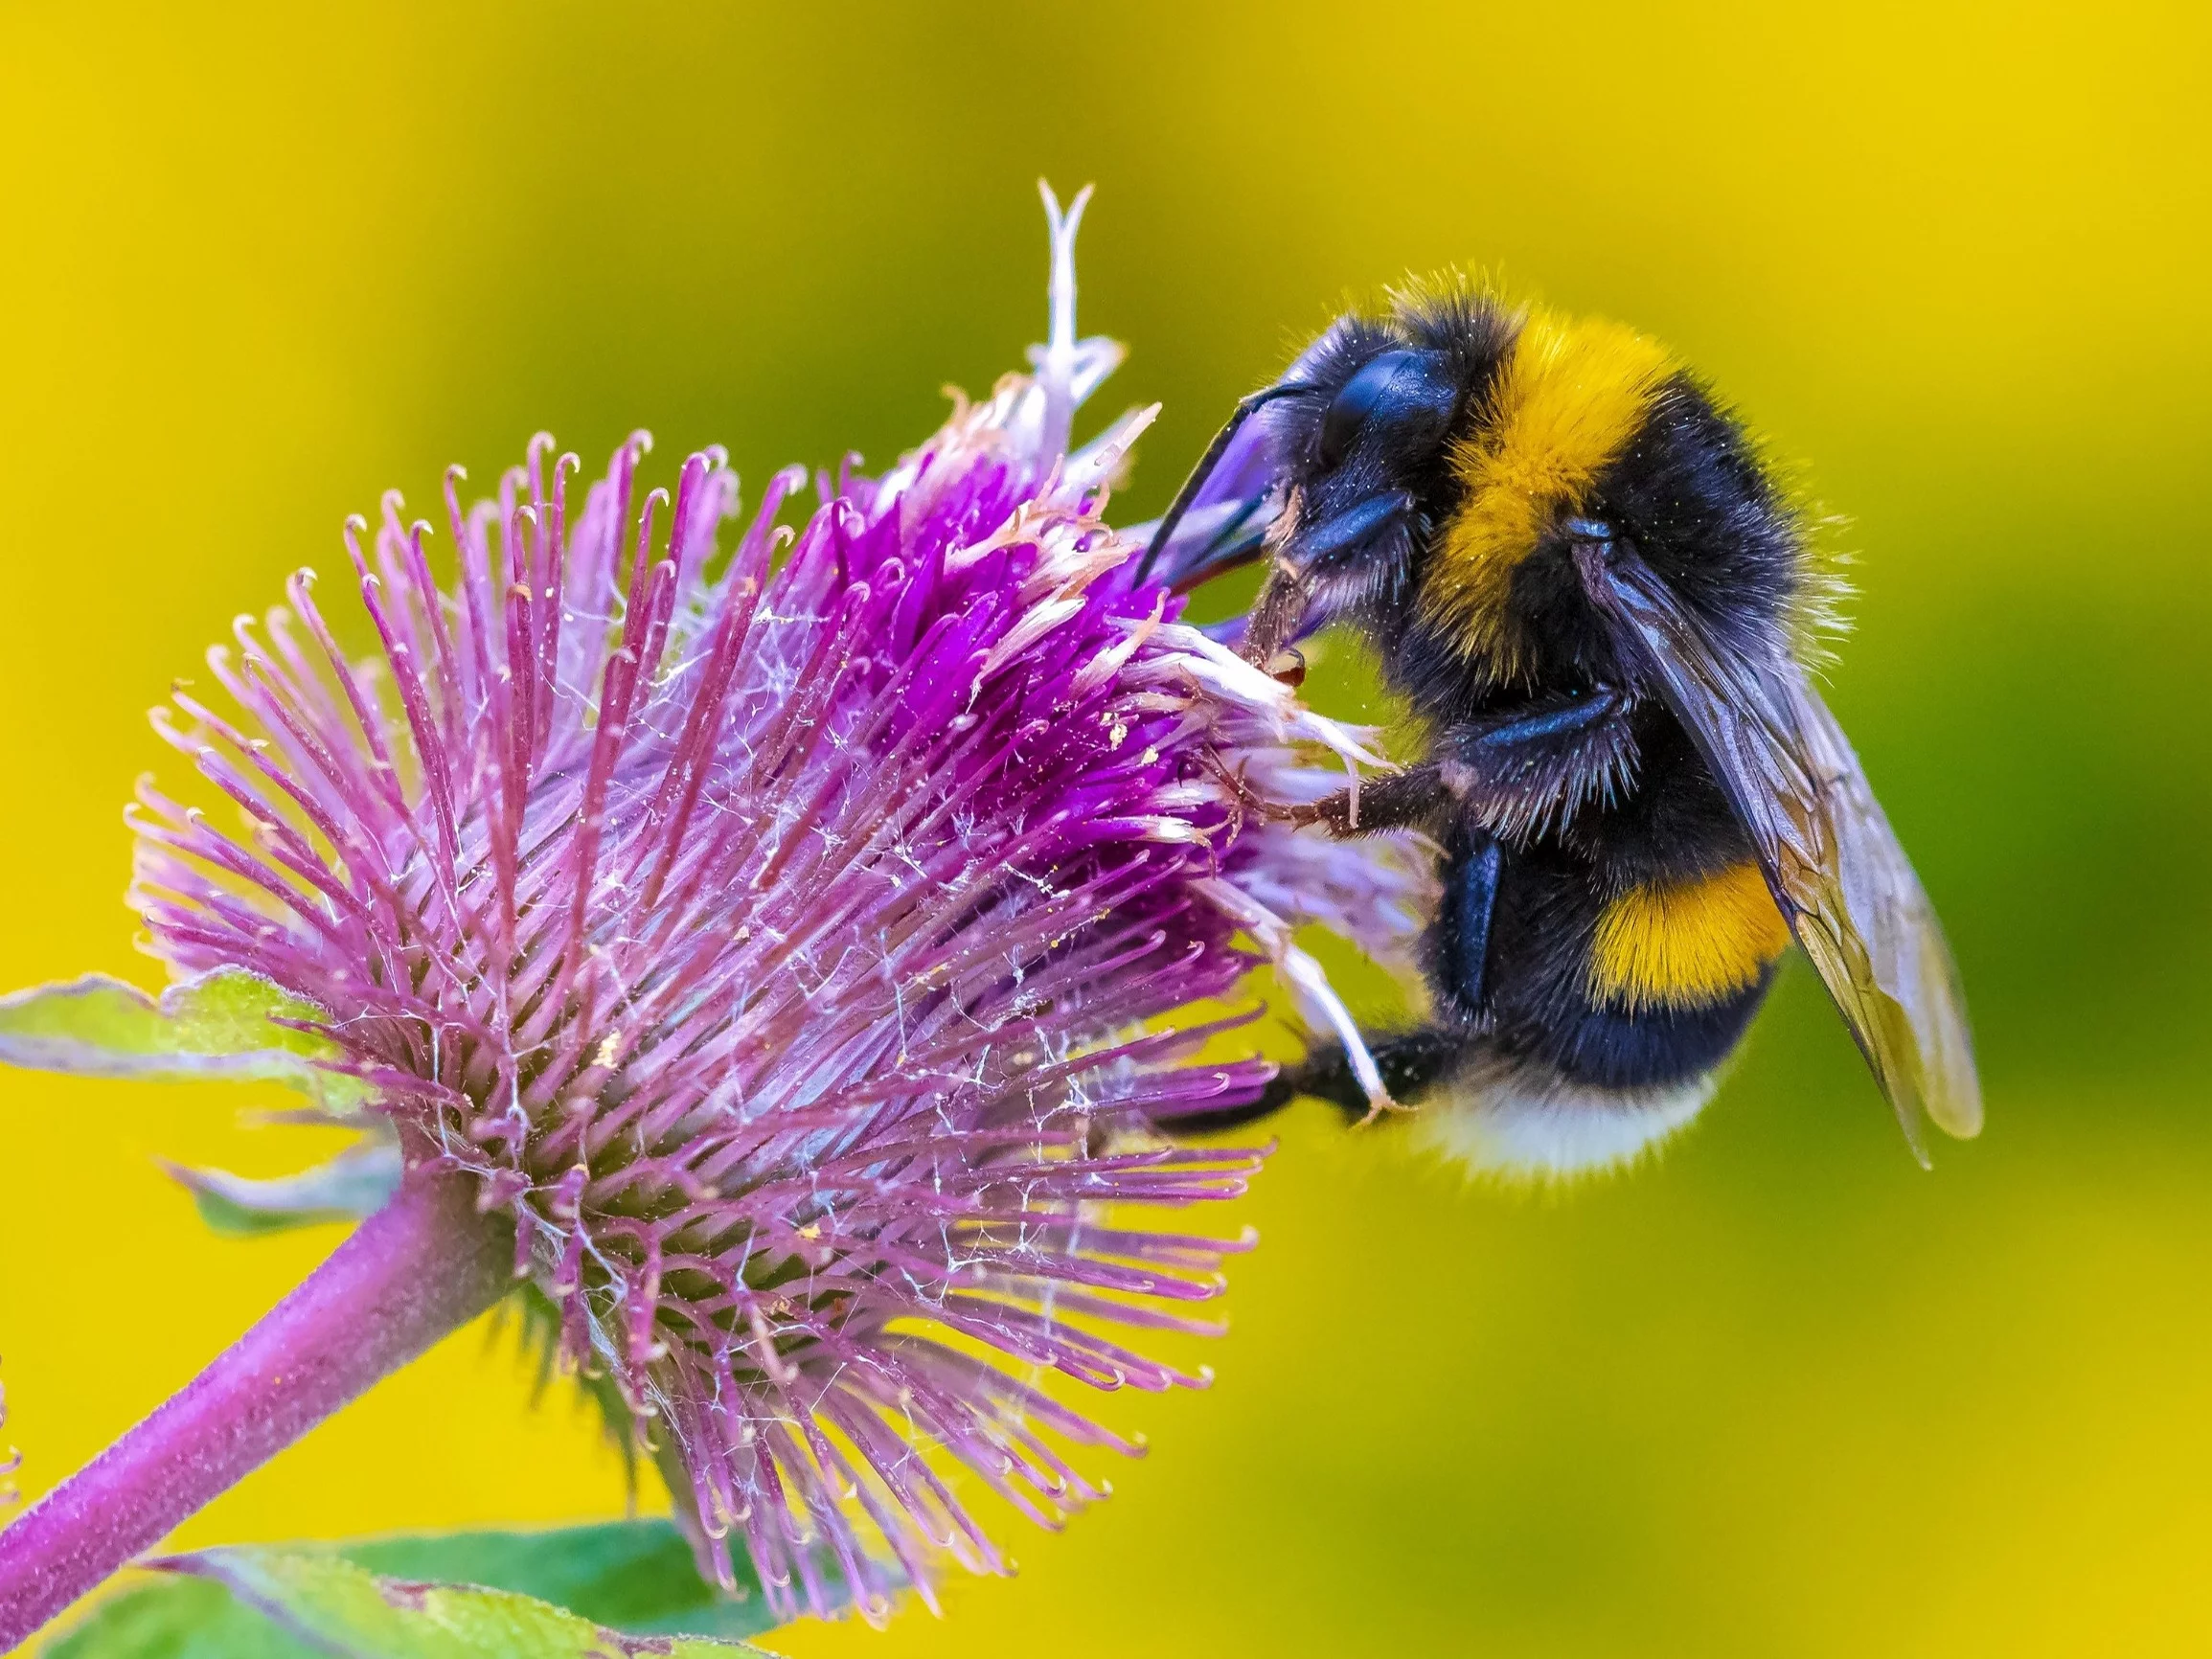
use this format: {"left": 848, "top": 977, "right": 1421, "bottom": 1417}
{"left": 1254, "top": 291, "right": 1519, "bottom": 640}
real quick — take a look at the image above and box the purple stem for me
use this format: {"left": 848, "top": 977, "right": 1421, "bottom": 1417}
{"left": 0, "top": 1169, "right": 513, "bottom": 1651}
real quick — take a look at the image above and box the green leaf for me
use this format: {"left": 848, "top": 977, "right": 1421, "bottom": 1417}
{"left": 335, "top": 1520, "right": 781, "bottom": 1640}
{"left": 41, "top": 1572, "right": 316, "bottom": 1659}
{"left": 0, "top": 968, "right": 364, "bottom": 1107}
{"left": 166, "top": 1142, "right": 405, "bottom": 1236}
{"left": 50, "top": 1547, "right": 774, "bottom": 1659}
{"left": 41, "top": 1522, "right": 798, "bottom": 1657}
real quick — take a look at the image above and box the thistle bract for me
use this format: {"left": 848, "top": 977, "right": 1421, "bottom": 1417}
{"left": 125, "top": 194, "right": 1425, "bottom": 1619}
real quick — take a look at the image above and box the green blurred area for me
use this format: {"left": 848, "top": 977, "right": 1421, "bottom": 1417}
{"left": 0, "top": 2, "right": 2205, "bottom": 1654}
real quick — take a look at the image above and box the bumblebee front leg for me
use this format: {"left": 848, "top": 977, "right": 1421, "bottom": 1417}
{"left": 1241, "top": 557, "right": 1313, "bottom": 668}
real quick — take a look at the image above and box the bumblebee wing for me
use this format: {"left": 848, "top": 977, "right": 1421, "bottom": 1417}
{"left": 1575, "top": 540, "right": 1981, "bottom": 1154}
{"left": 1778, "top": 676, "right": 1983, "bottom": 1147}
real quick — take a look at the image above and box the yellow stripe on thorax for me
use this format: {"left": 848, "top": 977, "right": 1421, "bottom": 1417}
{"left": 1587, "top": 860, "right": 1790, "bottom": 1012}
{"left": 1423, "top": 308, "right": 1675, "bottom": 680}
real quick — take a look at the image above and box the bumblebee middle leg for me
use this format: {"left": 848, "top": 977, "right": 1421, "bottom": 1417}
{"left": 1289, "top": 761, "right": 1453, "bottom": 836}
{"left": 1294, "top": 687, "right": 1640, "bottom": 842}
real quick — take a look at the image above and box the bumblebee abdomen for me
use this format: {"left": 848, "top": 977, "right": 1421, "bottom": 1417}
{"left": 1585, "top": 860, "right": 1790, "bottom": 1012}
{"left": 1476, "top": 851, "right": 1789, "bottom": 1093}
{"left": 1529, "top": 974, "right": 1774, "bottom": 1091}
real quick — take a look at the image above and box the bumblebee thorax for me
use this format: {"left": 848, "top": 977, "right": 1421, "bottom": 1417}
{"left": 1416, "top": 308, "right": 1677, "bottom": 683}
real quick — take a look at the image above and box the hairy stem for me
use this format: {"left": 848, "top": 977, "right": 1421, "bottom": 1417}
{"left": 0, "top": 1169, "right": 513, "bottom": 1650}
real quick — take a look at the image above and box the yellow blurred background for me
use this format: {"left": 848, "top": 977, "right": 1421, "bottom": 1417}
{"left": 2, "top": 2, "right": 2208, "bottom": 1653}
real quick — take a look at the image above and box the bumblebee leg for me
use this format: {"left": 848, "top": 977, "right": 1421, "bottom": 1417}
{"left": 1241, "top": 558, "right": 1312, "bottom": 666}
{"left": 1174, "top": 828, "right": 1498, "bottom": 1136}
{"left": 1294, "top": 691, "right": 1637, "bottom": 841}
{"left": 1432, "top": 687, "right": 1641, "bottom": 840}
{"left": 1455, "top": 686, "right": 1631, "bottom": 753}
{"left": 1430, "top": 825, "right": 1503, "bottom": 1023}
{"left": 1290, "top": 761, "right": 1452, "bottom": 836}
{"left": 1243, "top": 490, "right": 1419, "bottom": 664}
{"left": 1172, "top": 1028, "right": 1468, "bottom": 1134}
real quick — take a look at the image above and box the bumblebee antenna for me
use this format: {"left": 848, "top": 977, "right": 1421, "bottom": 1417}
{"left": 1132, "top": 381, "right": 1311, "bottom": 587}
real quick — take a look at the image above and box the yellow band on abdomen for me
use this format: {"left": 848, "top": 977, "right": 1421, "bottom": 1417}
{"left": 1587, "top": 860, "right": 1791, "bottom": 1011}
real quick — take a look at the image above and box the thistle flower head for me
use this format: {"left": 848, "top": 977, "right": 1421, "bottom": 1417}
{"left": 127, "top": 188, "right": 1427, "bottom": 1620}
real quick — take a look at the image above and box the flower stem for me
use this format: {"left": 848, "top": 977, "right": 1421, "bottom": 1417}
{"left": 0, "top": 1168, "right": 513, "bottom": 1650}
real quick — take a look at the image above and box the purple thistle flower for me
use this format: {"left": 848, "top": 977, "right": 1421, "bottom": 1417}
{"left": 42, "top": 186, "right": 1426, "bottom": 1624}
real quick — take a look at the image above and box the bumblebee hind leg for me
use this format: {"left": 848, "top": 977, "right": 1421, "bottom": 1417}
{"left": 1174, "top": 1030, "right": 1718, "bottom": 1181}
{"left": 1171, "top": 1028, "right": 1468, "bottom": 1135}
{"left": 1171, "top": 820, "right": 1501, "bottom": 1137}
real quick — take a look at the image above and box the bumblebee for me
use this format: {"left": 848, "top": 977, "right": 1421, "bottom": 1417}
{"left": 1138, "top": 281, "right": 1980, "bottom": 1175}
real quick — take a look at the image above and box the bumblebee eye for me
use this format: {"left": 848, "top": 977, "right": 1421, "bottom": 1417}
{"left": 1318, "top": 350, "right": 1421, "bottom": 469}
